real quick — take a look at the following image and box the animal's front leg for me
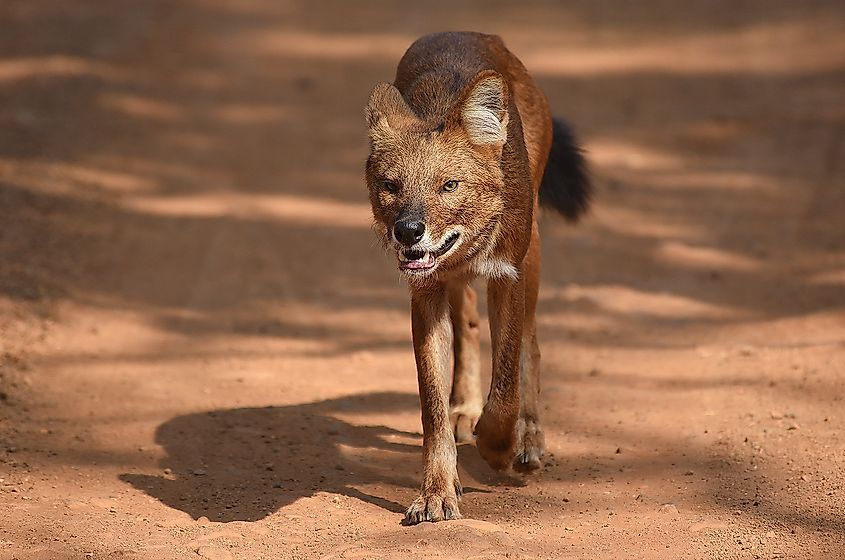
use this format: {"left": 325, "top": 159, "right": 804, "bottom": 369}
{"left": 404, "top": 284, "right": 462, "bottom": 524}
{"left": 474, "top": 273, "right": 525, "bottom": 471}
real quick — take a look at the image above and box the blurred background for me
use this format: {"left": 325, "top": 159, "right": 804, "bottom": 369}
{"left": 1, "top": 1, "right": 843, "bottom": 559}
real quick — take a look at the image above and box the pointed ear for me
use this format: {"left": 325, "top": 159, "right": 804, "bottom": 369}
{"left": 365, "top": 83, "right": 415, "bottom": 150}
{"left": 457, "top": 70, "right": 509, "bottom": 146}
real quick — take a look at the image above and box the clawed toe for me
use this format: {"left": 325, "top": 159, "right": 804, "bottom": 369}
{"left": 512, "top": 417, "right": 545, "bottom": 474}
{"left": 403, "top": 493, "right": 462, "bottom": 525}
{"left": 512, "top": 448, "right": 542, "bottom": 473}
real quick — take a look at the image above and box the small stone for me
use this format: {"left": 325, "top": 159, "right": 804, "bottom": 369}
{"left": 192, "top": 469, "right": 207, "bottom": 476}
{"left": 659, "top": 503, "right": 679, "bottom": 515}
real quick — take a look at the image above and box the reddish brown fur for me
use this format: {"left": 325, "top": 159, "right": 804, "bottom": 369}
{"left": 365, "top": 32, "right": 563, "bottom": 524}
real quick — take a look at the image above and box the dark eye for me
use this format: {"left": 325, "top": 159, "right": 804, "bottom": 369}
{"left": 442, "top": 180, "right": 459, "bottom": 193}
{"left": 380, "top": 180, "right": 399, "bottom": 193}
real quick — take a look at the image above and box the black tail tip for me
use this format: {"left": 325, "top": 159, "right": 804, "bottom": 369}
{"left": 538, "top": 118, "right": 592, "bottom": 222}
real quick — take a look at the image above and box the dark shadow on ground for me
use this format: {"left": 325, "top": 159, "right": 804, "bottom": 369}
{"left": 121, "top": 392, "right": 422, "bottom": 521}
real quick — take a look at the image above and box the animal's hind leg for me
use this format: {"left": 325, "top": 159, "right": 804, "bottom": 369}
{"left": 513, "top": 226, "right": 545, "bottom": 474}
{"left": 448, "top": 282, "right": 483, "bottom": 443}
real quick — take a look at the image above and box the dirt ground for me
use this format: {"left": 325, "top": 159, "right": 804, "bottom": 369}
{"left": 1, "top": 1, "right": 844, "bottom": 559}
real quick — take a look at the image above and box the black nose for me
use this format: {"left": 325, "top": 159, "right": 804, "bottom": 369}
{"left": 393, "top": 220, "right": 425, "bottom": 246}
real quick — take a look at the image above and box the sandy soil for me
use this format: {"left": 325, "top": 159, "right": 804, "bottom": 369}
{"left": 1, "top": 1, "right": 844, "bottom": 558}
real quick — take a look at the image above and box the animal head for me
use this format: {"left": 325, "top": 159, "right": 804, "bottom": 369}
{"left": 364, "top": 70, "right": 509, "bottom": 282}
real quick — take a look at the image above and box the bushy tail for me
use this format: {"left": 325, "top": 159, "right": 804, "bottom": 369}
{"left": 538, "top": 118, "right": 592, "bottom": 221}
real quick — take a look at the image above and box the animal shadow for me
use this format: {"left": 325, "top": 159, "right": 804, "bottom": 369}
{"left": 121, "top": 392, "right": 423, "bottom": 522}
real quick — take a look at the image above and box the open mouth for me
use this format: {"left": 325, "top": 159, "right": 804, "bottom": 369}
{"left": 398, "top": 232, "right": 460, "bottom": 272}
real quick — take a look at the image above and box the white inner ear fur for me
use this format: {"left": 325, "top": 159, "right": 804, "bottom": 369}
{"left": 461, "top": 76, "right": 508, "bottom": 146}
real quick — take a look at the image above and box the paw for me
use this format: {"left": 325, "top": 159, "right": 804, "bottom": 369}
{"left": 450, "top": 405, "right": 481, "bottom": 444}
{"left": 403, "top": 485, "right": 462, "bottom": 525}
{"left": 473, "top": 408, "right": 517, "bottom": 471}
{"left": 512, "top": 416, "right": 545, "bottom": 474}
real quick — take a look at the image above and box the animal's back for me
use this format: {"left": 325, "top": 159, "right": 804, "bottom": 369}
{"left": 393, "top": 32, "right": 553, "bottom": 188}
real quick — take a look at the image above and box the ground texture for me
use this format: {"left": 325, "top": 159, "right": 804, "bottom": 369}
{"left": 1, "top": 1, "right": 844, "bottom": 559}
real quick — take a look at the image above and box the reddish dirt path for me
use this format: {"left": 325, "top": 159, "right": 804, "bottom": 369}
{"left": 2, "top": 1, "right": 844, "bottom": 559}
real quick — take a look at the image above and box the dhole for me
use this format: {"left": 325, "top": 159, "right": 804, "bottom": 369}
{"left": 364, "top": 32, "right": 591, "bottom": 524}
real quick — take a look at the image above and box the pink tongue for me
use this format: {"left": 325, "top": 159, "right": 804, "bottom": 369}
{"left": 401, "top": 253, "right": 434, "bottom": 269}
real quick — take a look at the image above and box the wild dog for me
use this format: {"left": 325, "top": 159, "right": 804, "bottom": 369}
{"left": 364, "top": 32, "right": 590, "bottom": 524}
